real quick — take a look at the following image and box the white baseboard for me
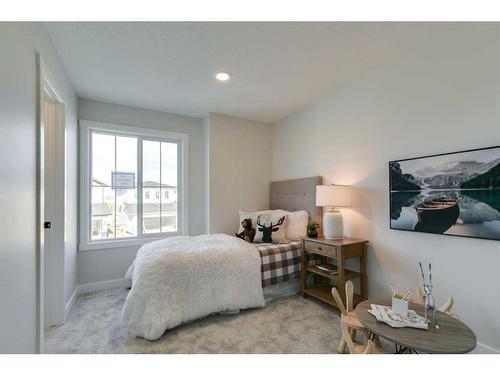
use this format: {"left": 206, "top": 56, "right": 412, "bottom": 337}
{"left": 64, "top": 287, "right": 78, "bottom": 321}
{"left": 77, "top": 278, "right": 131, "bottom": 295}
{"left": 474, "top": 342, "right": 500, "bottom": 354}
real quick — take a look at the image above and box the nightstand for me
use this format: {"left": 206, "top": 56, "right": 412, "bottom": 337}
{"left": 301, "top": 236, "right": 368, "bottom": 310}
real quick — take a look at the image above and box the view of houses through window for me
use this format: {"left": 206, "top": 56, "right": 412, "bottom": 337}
{"left": 90, "top": 132, "right": 178, "bottom": 241}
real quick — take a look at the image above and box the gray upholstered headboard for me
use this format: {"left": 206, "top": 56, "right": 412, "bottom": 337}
{"left": 270, "top": 176, "right": 323, "bottom": 226}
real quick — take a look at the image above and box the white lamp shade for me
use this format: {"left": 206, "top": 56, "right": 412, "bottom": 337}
{"left": 315, "top": 185, "right": 351, "bottom": 207}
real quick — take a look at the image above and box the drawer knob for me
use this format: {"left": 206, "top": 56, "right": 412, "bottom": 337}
{"left": 318, "top": 246, "right": 322, "bottom": 250}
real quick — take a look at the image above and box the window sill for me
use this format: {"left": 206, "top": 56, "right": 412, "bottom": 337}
{"left": 79, "top": 232, "right": 182, "bottom": 251}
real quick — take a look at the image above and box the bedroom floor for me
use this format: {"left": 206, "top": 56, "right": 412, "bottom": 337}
{"left": 45, "top": 288, "right": 346, "bottom": 354}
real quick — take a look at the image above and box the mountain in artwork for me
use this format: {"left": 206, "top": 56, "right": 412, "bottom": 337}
{"left": 413, "top": 158, "right": 500, "bottom": 189}
{"left": 461, "top": 162, "right": 500, "bottom": 189}
{"left": 390, "top": 162, "right": 421, "bottom": 191}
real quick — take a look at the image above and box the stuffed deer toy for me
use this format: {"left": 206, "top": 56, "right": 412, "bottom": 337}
{"left": 419, "top": 262, "right": 439, "bottom": 329}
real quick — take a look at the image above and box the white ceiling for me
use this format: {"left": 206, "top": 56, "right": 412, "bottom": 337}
{"left": 45, "top": 22, "right": 494, "bottom": 123}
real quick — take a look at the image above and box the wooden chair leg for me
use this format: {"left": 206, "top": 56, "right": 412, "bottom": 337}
{"left": 338, "top": 326, "right": 356, "bottom": 353}
{"left": 340, "top": 321, "right": 356, "bottom": 354}
{"left": 363, "top": 339, "right": 375, "bottom": 354}
{"left": 338, "top": 336, "right": 347, "bottom": 353}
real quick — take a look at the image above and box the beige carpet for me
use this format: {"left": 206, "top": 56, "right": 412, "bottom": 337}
{"left": 45, "top": 287, "right": 346, "bottom": 354}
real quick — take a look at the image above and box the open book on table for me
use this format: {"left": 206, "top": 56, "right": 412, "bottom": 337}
{"left": 368, "top": 304, "right": 428, "bottom": 330}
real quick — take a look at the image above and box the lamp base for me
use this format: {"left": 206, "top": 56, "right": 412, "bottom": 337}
{"left": 323, "top": 210, "right": 343, "bottom": 239}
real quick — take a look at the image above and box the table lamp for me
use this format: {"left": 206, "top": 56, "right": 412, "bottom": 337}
{"left": 315, "top": 185, "right": 351, "bottom": 239}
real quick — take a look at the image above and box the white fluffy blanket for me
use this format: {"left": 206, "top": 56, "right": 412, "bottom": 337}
{"left": 122, "top": 234, "right": 265, "bottom": 340}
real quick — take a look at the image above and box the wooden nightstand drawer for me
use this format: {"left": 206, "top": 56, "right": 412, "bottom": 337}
{"left": 303, "top": 241, "right": 337, "bottom": 257}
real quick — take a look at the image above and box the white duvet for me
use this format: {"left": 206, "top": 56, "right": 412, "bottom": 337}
{"left": 122, "top": 233, "right": 265, "bottom": 340}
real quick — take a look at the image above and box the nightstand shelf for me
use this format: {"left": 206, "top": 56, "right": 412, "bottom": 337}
{"left": 301, "top": 236, "right": 368, "bottom": 310}
{"left": 305, "top": 266, "right": 361, "bottom": 282}
{"left": 303, "top": 284, "right": 363, "bottom": 308}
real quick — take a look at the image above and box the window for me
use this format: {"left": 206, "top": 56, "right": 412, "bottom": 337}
{"left": 91, "top": 133, "right": 137, "bottom": 240}
{"left": 142, "top": 140, "right": 178, "bottom": 234}
{"left": 80, "top": 120, "right": 189, "bottom": 250}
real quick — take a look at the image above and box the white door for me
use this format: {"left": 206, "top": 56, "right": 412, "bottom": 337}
{"left": 37, "top": 54, "right": 67, "bottom": 352}
{"left": 43, "top": 99, "right": 65, "bottom": 328}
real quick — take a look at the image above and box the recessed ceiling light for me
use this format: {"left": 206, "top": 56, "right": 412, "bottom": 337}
{"left": 215, "top": 72, "right": 230, "bottom": 82}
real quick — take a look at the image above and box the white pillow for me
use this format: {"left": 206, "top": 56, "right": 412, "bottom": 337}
{"left": 238, "top": 209, "right": 288, "bottom": 243}
{"left": 273, "top": 209, "right": 309, "bottom": 240}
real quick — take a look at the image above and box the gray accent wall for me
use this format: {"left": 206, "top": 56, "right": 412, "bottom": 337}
{"left": 205, "top": 113, "right": 273, "bottom": 234}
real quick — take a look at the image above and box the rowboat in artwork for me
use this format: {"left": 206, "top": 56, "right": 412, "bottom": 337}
{"left": 413, "top": 196, "right": 460, "bottom": 234}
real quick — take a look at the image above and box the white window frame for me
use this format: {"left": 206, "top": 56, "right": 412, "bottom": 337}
{"left": 79, "top": 120, "right": 189, "bottom": 251}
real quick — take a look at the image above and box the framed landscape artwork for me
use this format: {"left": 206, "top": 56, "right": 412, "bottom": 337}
{"left": 389, "top": 145, "right": 500, "bottom": 241}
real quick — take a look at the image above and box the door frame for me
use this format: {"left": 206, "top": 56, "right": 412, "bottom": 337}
{"left": 36, "top": 53, "right": 66, "bottom": 353}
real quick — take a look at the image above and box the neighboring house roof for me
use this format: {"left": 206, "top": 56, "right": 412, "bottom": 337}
{"left": 92, "top": 178, "right": 108, "bottom": 187}
{"left": 143, "top": 181, "right": 177, "bottom": 189}
{"left": 123, "top": 202, "right": 177, "bottom": 221}
{"left": 92, "top": 203, "right": 112, "bottom": 216}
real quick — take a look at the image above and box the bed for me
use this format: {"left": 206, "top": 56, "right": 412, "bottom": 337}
{"left": 122, "top": 176, "right": 322, "bottom": 340}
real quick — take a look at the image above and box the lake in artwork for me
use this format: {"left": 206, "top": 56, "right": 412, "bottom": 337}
{"left": 390, "top": 146, "right": 500, "bottom": 241}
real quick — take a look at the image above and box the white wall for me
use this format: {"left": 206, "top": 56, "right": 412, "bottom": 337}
{"left": 77, "top": 99, "right": 206, "bottom": 284}
{"left": 206, "top": 113, "right": 273, "bottom": 234}
{"left": 0, "top": 23, "right": 78, "bottom": 353}
{"left": 272, "top": 30, "right": 500, "bottom": 353}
